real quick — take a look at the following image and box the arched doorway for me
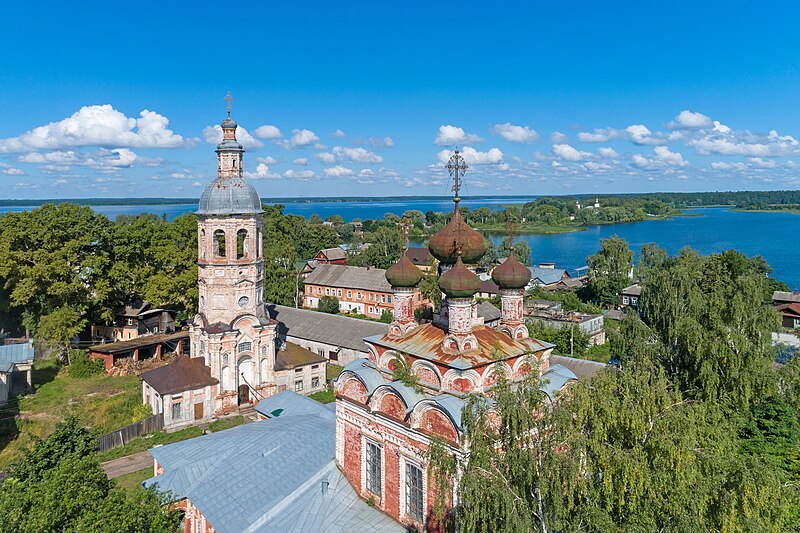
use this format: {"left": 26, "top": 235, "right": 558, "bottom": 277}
{"left": 238, "top": 356, "right": 254, "bottom": 405}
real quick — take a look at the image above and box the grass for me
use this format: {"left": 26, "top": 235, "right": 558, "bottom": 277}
{"left": 113, "top": 466, "right": 153, "bottom": 493}
{"left": 309, "top": 389, "right": 335, "bottom": 404}
{"left": 97, "top": 415, "right": 245, "bottom": 463}
{"left": 0, "top": 359, "right": 143, "bottom": 469}
{"left": 326, "top": 363, "right": 344, "bottom": 382}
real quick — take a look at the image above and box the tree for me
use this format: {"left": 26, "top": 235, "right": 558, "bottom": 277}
{"left": 359, "top": 226, "right": 402, "bottom": 269}
{"left": 419, "top": 269, "right": 442, "bottom": 312}
{"left": 587, "top": 234, "right": 633, "bottom": 306}
{"left": 478, "top": 238, "right": 499, "bottom": 270}
{"left": 263, "top": 241, "right": 301, "bottom": 307}
{"left": 499, "top": 237, "right": 532, "bottom": 266}
{"left": 36, "top": 306, "right": 86, "bottom": 361}
{"left": 318, "top": 296, "right": 340, "bottom": 314}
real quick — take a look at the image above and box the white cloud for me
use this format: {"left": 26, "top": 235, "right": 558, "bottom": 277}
{"left": 358, "top": 169, "right": 375, "bottom": 177}
{"left": 434, "top": 125, "right": 484, "bottom": 146}
{"left": 710, "top": 161, "right": 748, "bottom": 171}
{"left": 668, "top": 110, "right": 712, "bottom": 129}
{"left": 491, "top": 123, "right": 539, "bottom": 143}
{"left": 253, "top": 125, "right": 282, "bottom": 139}
{"left": 257, "top": 156, "right": 277, "bottom": 165}
{"left": 688, "top": 128, "right": 799, "bottom": 156}
{"left": 203, "top": 124, "right": 263, "bottom": 149}
{"left": 550, "top": 131, "right": 569, "bottom": 143}
{"left": 598, "top": 147, "right": 618, "bottom": 158}
{"left": 315, "top": 152, "right": 336, "bottom": 165}
{"left": 0, "top": 163, "right": 23, "bottom": 175}
{"left": 749, "top": 157, "right": 777, "bottom": 168}
{"left": 436, "top": 146, "right": 503, "bottom": 165}
{"left": 292, "top": 157, "right": 309, "bottom": 165}
{"left": 712, "top": 121, "right": 732, "bottom": 134}
{"left": 0, "top": 105, "right": 187, "bottom": 152}
{"left": 282, "top": 169, "right": 316, "bottom": 179}
{"left": 332, "top": 129, "right": 346, "bottom": 138}
{"left": 382, "top": 136, "right": 395, "bottom": 148}
{"left": 632, "top": 146, "right": 689, "bottom": 169}
{"left": 577, "top": 128, "right": 617, "bottom": 142}
{"left": 333, "top": 146, "right": 383, "bottom": 163}
{"left": 18, "top": 151, "right": 80, "bottom": 163}
{"left": 552, "top": 144, "right": 592, "bottom": 161}
{"left": 626, "top": 124, "right": 664, "bottom": 145}
{"left": 583, "top": 162, "right": 612, "bottom": 171}
{"left": 275, "top": 129, "right": 320, "bottom": 150}
{"left": 323, "top": 165, "right": 354, "bottom": 177}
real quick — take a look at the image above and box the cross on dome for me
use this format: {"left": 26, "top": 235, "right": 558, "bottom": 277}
{"left": 445, "top": 150, "right": 468, "bottom": 203}
{"left": 224, "top": 91, "right": 234, "bottom": 117}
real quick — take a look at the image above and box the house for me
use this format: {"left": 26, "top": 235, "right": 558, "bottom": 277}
{"left": 527, "top": 265, "right": 573, "bottom": 290}
{"left": 477, "top": 279, "right": 500, "bottom": 299}
{"left": 144, "top": 392, "right": 404, "bottom": 533}
{"left": 303, "top": 263, "right": 428, "bottom": 319}
{"left": 405, "top": 247, "right": 435, "bottom": 272}
{"left": 618, "top": 284, "right": 642, "bottom": 310}
{"left": 0, "top": 340, "right": 34, "bottom": 406}
{"left": 526, "top": 301, "right": 606, "bottom": 346}
{"left": 140, "top": 355, "right": 218, "bottom": 430}
{"left": 314, "top": 246, "right": 349, "bottom": 265}
{"left": 774, "top": 290, "right": 800, "bottom": 306}
{"left": 477, "top": 301, "right": 501, "bottom": 327}
{"left": 93, "top": 299, "right": 176, "bottom": 342}
{"left": 776, "top": 302, "right": 800, "bottom": 330}
{"left": 268, "top": 304, "right": 388, "bottom": 365}
{"left": 89, "top": 330, "right": 189, "bottom": 371}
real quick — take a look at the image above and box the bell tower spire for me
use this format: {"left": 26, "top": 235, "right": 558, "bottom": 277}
{"left": 217, "top": 91, "right": 243, "bottom": 179}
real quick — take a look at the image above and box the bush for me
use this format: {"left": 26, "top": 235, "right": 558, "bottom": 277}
{"left": 379, "top": 309, "right": 393, "bottom": 323}
{"left": 130, "top": 403, "right": 153, "bottom": 424}
{"left": 318, "top": 296, "right": 340, "bottom": 314}
{"left": 68, "top": 350, "right": 105, "bottom": 378}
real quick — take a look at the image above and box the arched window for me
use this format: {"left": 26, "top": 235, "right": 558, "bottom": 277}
{"left": 236, "top": 229, "right": 247, "bottom": 259}
{"left": 214, "top": 230, "right": 226, "bottom": 257}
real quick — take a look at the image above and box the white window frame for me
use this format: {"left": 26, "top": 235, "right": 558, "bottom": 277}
{"left": 295, "top": 379, "right": 303, "bottom": 391}
{"left": 363, "top": 439, "right": 383, "bottom": 498}
{"left": 400, "top": 456, "right": 426, "bottom": 525}
{"left": 622, "top": 296, "right": 629, "bottom": 305}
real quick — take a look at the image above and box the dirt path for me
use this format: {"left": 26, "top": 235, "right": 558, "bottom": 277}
{"left": 101, "top": 450, "right": 153, "bottom": 479}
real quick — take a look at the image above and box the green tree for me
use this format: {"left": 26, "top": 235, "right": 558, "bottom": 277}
{"left": 478, "top": 238, "right": 499, "bottom": 270}
{"left": 36, "top": 306, "right": 86, "bottom": 361}
{"left": 359, "top": 226, "right": 402, "bottom": 269}
{"left": 499, "top": 237, "right": 532, "bottom": 266}
{"left": 318, "top": 296, "right": 340, "bottom": 314}
{"left": 587, "top": 234, "right": 633, "bottom": 306}
{"left": 263, "top": 241, "right": 301, "bottom": 307}
{"left": 419, "top": 269, "right": 442, "bottom": 312}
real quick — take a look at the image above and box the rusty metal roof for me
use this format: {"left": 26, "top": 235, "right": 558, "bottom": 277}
{"left": 141, "top": 355, "right": 218, "bottom": 395}
{"left": 89, "top": 331, "right": 189, "bottom": 355}
{"left": 275, "top": 341, "right": 327, "bottom": 371}
{"left": 366, "top": 323, "right": 553, "bottom": 370}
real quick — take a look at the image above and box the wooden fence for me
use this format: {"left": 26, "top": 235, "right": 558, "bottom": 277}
{"left": 96, "top": 413, "right": 163, "bottom": 453}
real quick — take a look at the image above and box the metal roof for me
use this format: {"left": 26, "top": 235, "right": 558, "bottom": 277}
{"left": 0, "top": 360, "right": 14, "bottom": 373}
{"left": 197, "top": 177, "right": 264, "bottom": 216}
{"left": 774, "top": 290, "right": 800, "bottom": 303}
{"left": 529, "top": 267, "right": 568, "bottom": 286}
{"left": 145, "top": 414, "right": 403, "bottom": 533}
{"left": 620, "top": 284, "right": 642, "bottom": 296}
{"left": 316, "top": 247, "right": 348, "bottom": 261}
{"left": 0, "top": 341, "right": 34, "bottom": 365}
{"left": 255, "top": 390, "right": 335, "bottom": 420}
{"left": 303, "top": 264, "right": 392, "bottom": 293}
{"left": 541, "top": 363, "right": 578, "bottom": 399}
{"left": 140, "top": 355, "right": 218, "bottom": 395}
{"left": 338, "top": 358, "right": 385, "bottom": 395}
{"left": 267, "top": 305, "right": 387, "bottom": 353}
{"left": 476, "top": 301, "right": 501, "bottom": 323}
{"left": 549, "top": 354, "right": 607, "bottom": 380}
{"left": 275, "top": 342, "right": 327, "bottom": 371}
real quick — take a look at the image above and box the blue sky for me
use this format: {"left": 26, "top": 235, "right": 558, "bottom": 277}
{"left": 1, "top": 1, "right": 799, "bottom": 198}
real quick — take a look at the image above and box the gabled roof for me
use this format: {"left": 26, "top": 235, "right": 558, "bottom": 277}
{"left": 140, "top": 356, "right": 218, "bottom": 395}
{"left": 275, "top": 342, "right": 327, "bottom": 371}
{"left": 541, "top": 364, "right": 578, "bottom": 399}
{"left": 773, "top": 290, "right": 800, "bottom": 304}
{"left": 406, "top": 247, "right": 434, "bottom": 266}
{"left": 145, "top": 414, "right": 403, "bottom": 533}
{"left": 478, "top": 280, "right": 500, "bottom": 295}
{"left": 620, "top": 284, "right": 642, "bottom": 296}
{"left": 776, "top": 302, "right": 800, "bottom": 317}
{"left": 255, "top": 390, "right": 335, "bottom": 420}
{"left": 89, "top": 331, "right": 189, "bottom": 354}
{"left": 529, "top": 267, "right": 569, "bottom": 286}
{"left": 549, "top": 354, "right": 607, "bottom": 380}
{"left": 267, "top": 305, "right": 388, "bottom": 353}
{"left": 303, "top": 264, "right": 392, "bottom": 293}
{"left": 120, "top": 298, "right": 149, "bottom": 317}
{"left": 316, "top": 247, "right": 348, "bottom": 261}
{"left": 476, "top": 301, "right": 501, "bottom": 323}
{"left": 0, "top": 340, "right": 34, "bottom": 365}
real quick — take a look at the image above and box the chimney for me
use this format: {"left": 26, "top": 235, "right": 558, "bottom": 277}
{"left": 321, "top": 480, "right": 329, "bottom": 496}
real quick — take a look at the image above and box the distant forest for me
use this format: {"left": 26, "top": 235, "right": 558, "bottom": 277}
{"left": 1, "top": 190, "right": 799, "bottom": 208}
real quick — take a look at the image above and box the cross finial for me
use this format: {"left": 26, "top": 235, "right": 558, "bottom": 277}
{"left": 506, "top": 214, "right": 517, "bottom": 251}
{"left": 445, "top": 150, "right": 468, "bottom": 204}
{"left": 224, "top": 91, "right": 234, "bottom": 117}
{"left": 401, "top": 221, "right": 409, "bottom": 252}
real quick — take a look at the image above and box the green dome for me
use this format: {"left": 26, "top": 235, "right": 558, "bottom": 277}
{"left": 439, "top": 256, "right": 481, "bottom": 298}
{"left": 491, "top": 252, "right": 531, "bottom": 289}
{"left": 385, "top": 252, "right": 423, "bottom": 288}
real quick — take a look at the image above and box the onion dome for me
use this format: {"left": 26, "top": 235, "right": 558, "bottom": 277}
{"left": 221, "top": 114, "right": 238, "bottom": 130}
{"left": 197, "top": 177, "right": 263, "bottom": 215}
{"left": 386, "top": 251, "right": 423, "bottom": 288}
{"left": 439, "top": 255, "right": 481, "bottom": 298}
{"left": 428, "top": 208, "right": 487, "bottom": 264}
{"left": 492, "top": 250, "right": 531, "bottom": 289}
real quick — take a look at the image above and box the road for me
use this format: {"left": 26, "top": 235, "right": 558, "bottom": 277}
{"left": 101, "top": 450, "right": 153, "bottom": 479}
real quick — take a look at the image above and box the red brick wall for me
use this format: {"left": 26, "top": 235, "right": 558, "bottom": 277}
{"left": 342, "top": 422, "right": 362, "bottom": 493}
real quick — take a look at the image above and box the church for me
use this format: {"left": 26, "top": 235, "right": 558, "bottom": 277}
{"left": 141, "top": 103, "right": 326, "bottom": 426}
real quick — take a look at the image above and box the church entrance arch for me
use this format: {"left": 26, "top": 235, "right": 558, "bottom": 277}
{"left": 238, "top": 356, "right": 254, "bottom": 405}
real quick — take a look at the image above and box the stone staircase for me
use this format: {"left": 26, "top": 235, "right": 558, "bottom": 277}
{"left": 238, "top": 402, "right": 259, "bottom": 422}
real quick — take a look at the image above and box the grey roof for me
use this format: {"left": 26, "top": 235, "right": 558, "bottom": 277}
{"left": 255, "top": 390, "right": 335, "bottom": 420}
{"left": 529, "top": 267, "right": 568, "bottom": 286}
{"left": 337, "top": 358, "right": 384, "bottom": 395}
{"left": 0, "top": 341, "right": 34, "bottom": 365}
{"left": 197, "top": 177, "right": 264, "bottom": 216}
{"left": 381, "top": 380, "right": 426, "bottom": 415}
{"left": 267, "top": 305, "right": 387, "bottom": 353}
{"left": 316, "top": 247, "right": 348, "bottom": 261}
{"left": 303, "top": 264, "right": 392, "bottom": 293}
{"left": 620, "top": 284, "right": 642, "bottom": 296}
{"left": 0, "top": 360, "right": 13, "bottom": 373}
{"left": 477, "top": 301, "right": 501, "bottom": 323}
{"left": 541, "top": 363, "right": 578, "bottom": 399}
{"left": 429, "top": 394, "right": 469, "bottom": 431}
{"left": 550, "top": 354, "right": 607, "bottom": 380}
{"left": 774, "top": 290, "right": 800, "bottom": 303}
{"left": 146, "top": 414, "right": 403, "bottom": 533}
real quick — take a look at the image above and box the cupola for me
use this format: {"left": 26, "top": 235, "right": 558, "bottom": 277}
{"left": 439, "top": 255, "right": 481, "bottom": 299}
{"left": 385, "top": 251, "right": 423, "bottom": 288}
{"left": 491, "top": 248, "right": 531, "bottom": 289}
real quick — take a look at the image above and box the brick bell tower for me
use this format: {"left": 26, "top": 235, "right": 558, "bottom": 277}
{"left": 190, "top": 93, "right": 277, "bottom": 413}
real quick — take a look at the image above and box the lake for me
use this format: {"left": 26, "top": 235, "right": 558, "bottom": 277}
{"left": 1, "top": 201, "right": 797, "bottom": 289}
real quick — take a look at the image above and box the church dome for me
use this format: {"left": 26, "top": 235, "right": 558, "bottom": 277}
{"left": 491, "top": 251, "right": 531, "bottom": 289}
{"left": 428, "top": 208, "right": 486, "bottom": 264}
{"left": 385, "top": 252, "right": 423, "bottom": 288}
{"left": 439, "top": 255, "right": 481, "bottom": 298}
{"left": 197, "top": 177, "right": 263, "bottom": 216}
{"left": 221, "top": 115, "right": 238, "bottom": 130}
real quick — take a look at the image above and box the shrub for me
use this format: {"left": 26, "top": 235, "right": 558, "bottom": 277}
{"left": 318, "top": 296, "right": 340, "bottom": 314}
{"left": 68, "top": 350, "right": 104, "bottom": 378}
{"left": 379, "top": 309, "right": 393, "bottom": 323}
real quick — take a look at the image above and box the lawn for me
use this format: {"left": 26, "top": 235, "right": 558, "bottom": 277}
{"left": 113, "top": 466, "right": 153, "bottom": 493}
{"left": 309, "top": 389, "right": 335, "bottom": 404}
{"left": 0, "top": 359, "right": 143, "bottom": 469}
{"left": 326, "top": 363, "right": 344, "bottom": 382}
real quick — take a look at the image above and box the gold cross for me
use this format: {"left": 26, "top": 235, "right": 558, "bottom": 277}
{"left": 445, "top": 150, "right": 468, "bottom": 202}
{"left": 224, "top": 91, "right": 234, "bottom": 116}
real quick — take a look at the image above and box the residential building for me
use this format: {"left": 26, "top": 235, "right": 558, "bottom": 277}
{"left": 0, "top": 340, "right": 34, "bottom": 406}
{"left": 526, "top": 300, "right": 606, "bottom": 346}
{"left": 618, "top": 283, "right": 642, "bottom": 310}
{"left": 302, "top": 246, "right": 349, "bottom": 277}
{"left": 405, "top": 247, "right": 435, "bottom": 272}
{"left": 528, "top": 264, "right": 573, "bottom": 290}
{"left": 477, "top": 279, "right": 500, "bottom": 299}
{"left": 141, "top": 355, "right": 218, "bottom": 430}
{"left": 268, "top": 304, "right": 388, "bottom": 365}
{"left": 776, "top": 302, "right": 800, "bottom": 330}
{"left": 144, "top": 392, "right": 403, "bottom": 533}
{"left": 774, "top": 290, "right": 800, "bottom": 306}
{"left": 92, "top": 299, "right": 176, "bottom": 342}
{"left": 303, "top": 263, "right": 428, "bottom": 319}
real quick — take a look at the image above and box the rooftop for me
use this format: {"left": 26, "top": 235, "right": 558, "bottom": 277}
{"left": 145, "top": 402, "right": 403, "bottom": 533}
{"left": 476, "top": 301, "right": 501, "bottom": 323}
{"left": 774, "top": 290, "right": 800, "bottom": 303}
{"left": 549, "top": 354, "right": 607, "bottom": 380}
{"left": 197, "top": 177, "right": 264, "bottom": 216}
{"left": 316, "top": 247, "right": 348, "bottom": 261}
{"left": 303, "top": 264, "right": 392, "bottom": 293}
{"left": 268, "top": 304, "right": 388, "bottom": 353}
{"left": 89, "top": 330, "right": 189, "bottom": 354}
{"left": 140, "top": 355, "right": 218, "bottom": 395}
{"left": 529, "top": 267, "right": 569, "bottom": 286}
{"left": 275, "top": 341, "right": 327, "bottom": 371}
{"left": 255, "top": 390, "right": 335, "bottom": 419}
{"left": 0, "top": 340, "right": 34, "bottom": 366}
{"left": 621, "top": 283, "right": 642, "bottom": 296}
{"left": 405, "top": 247, "right": 434, "bottom": 267}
